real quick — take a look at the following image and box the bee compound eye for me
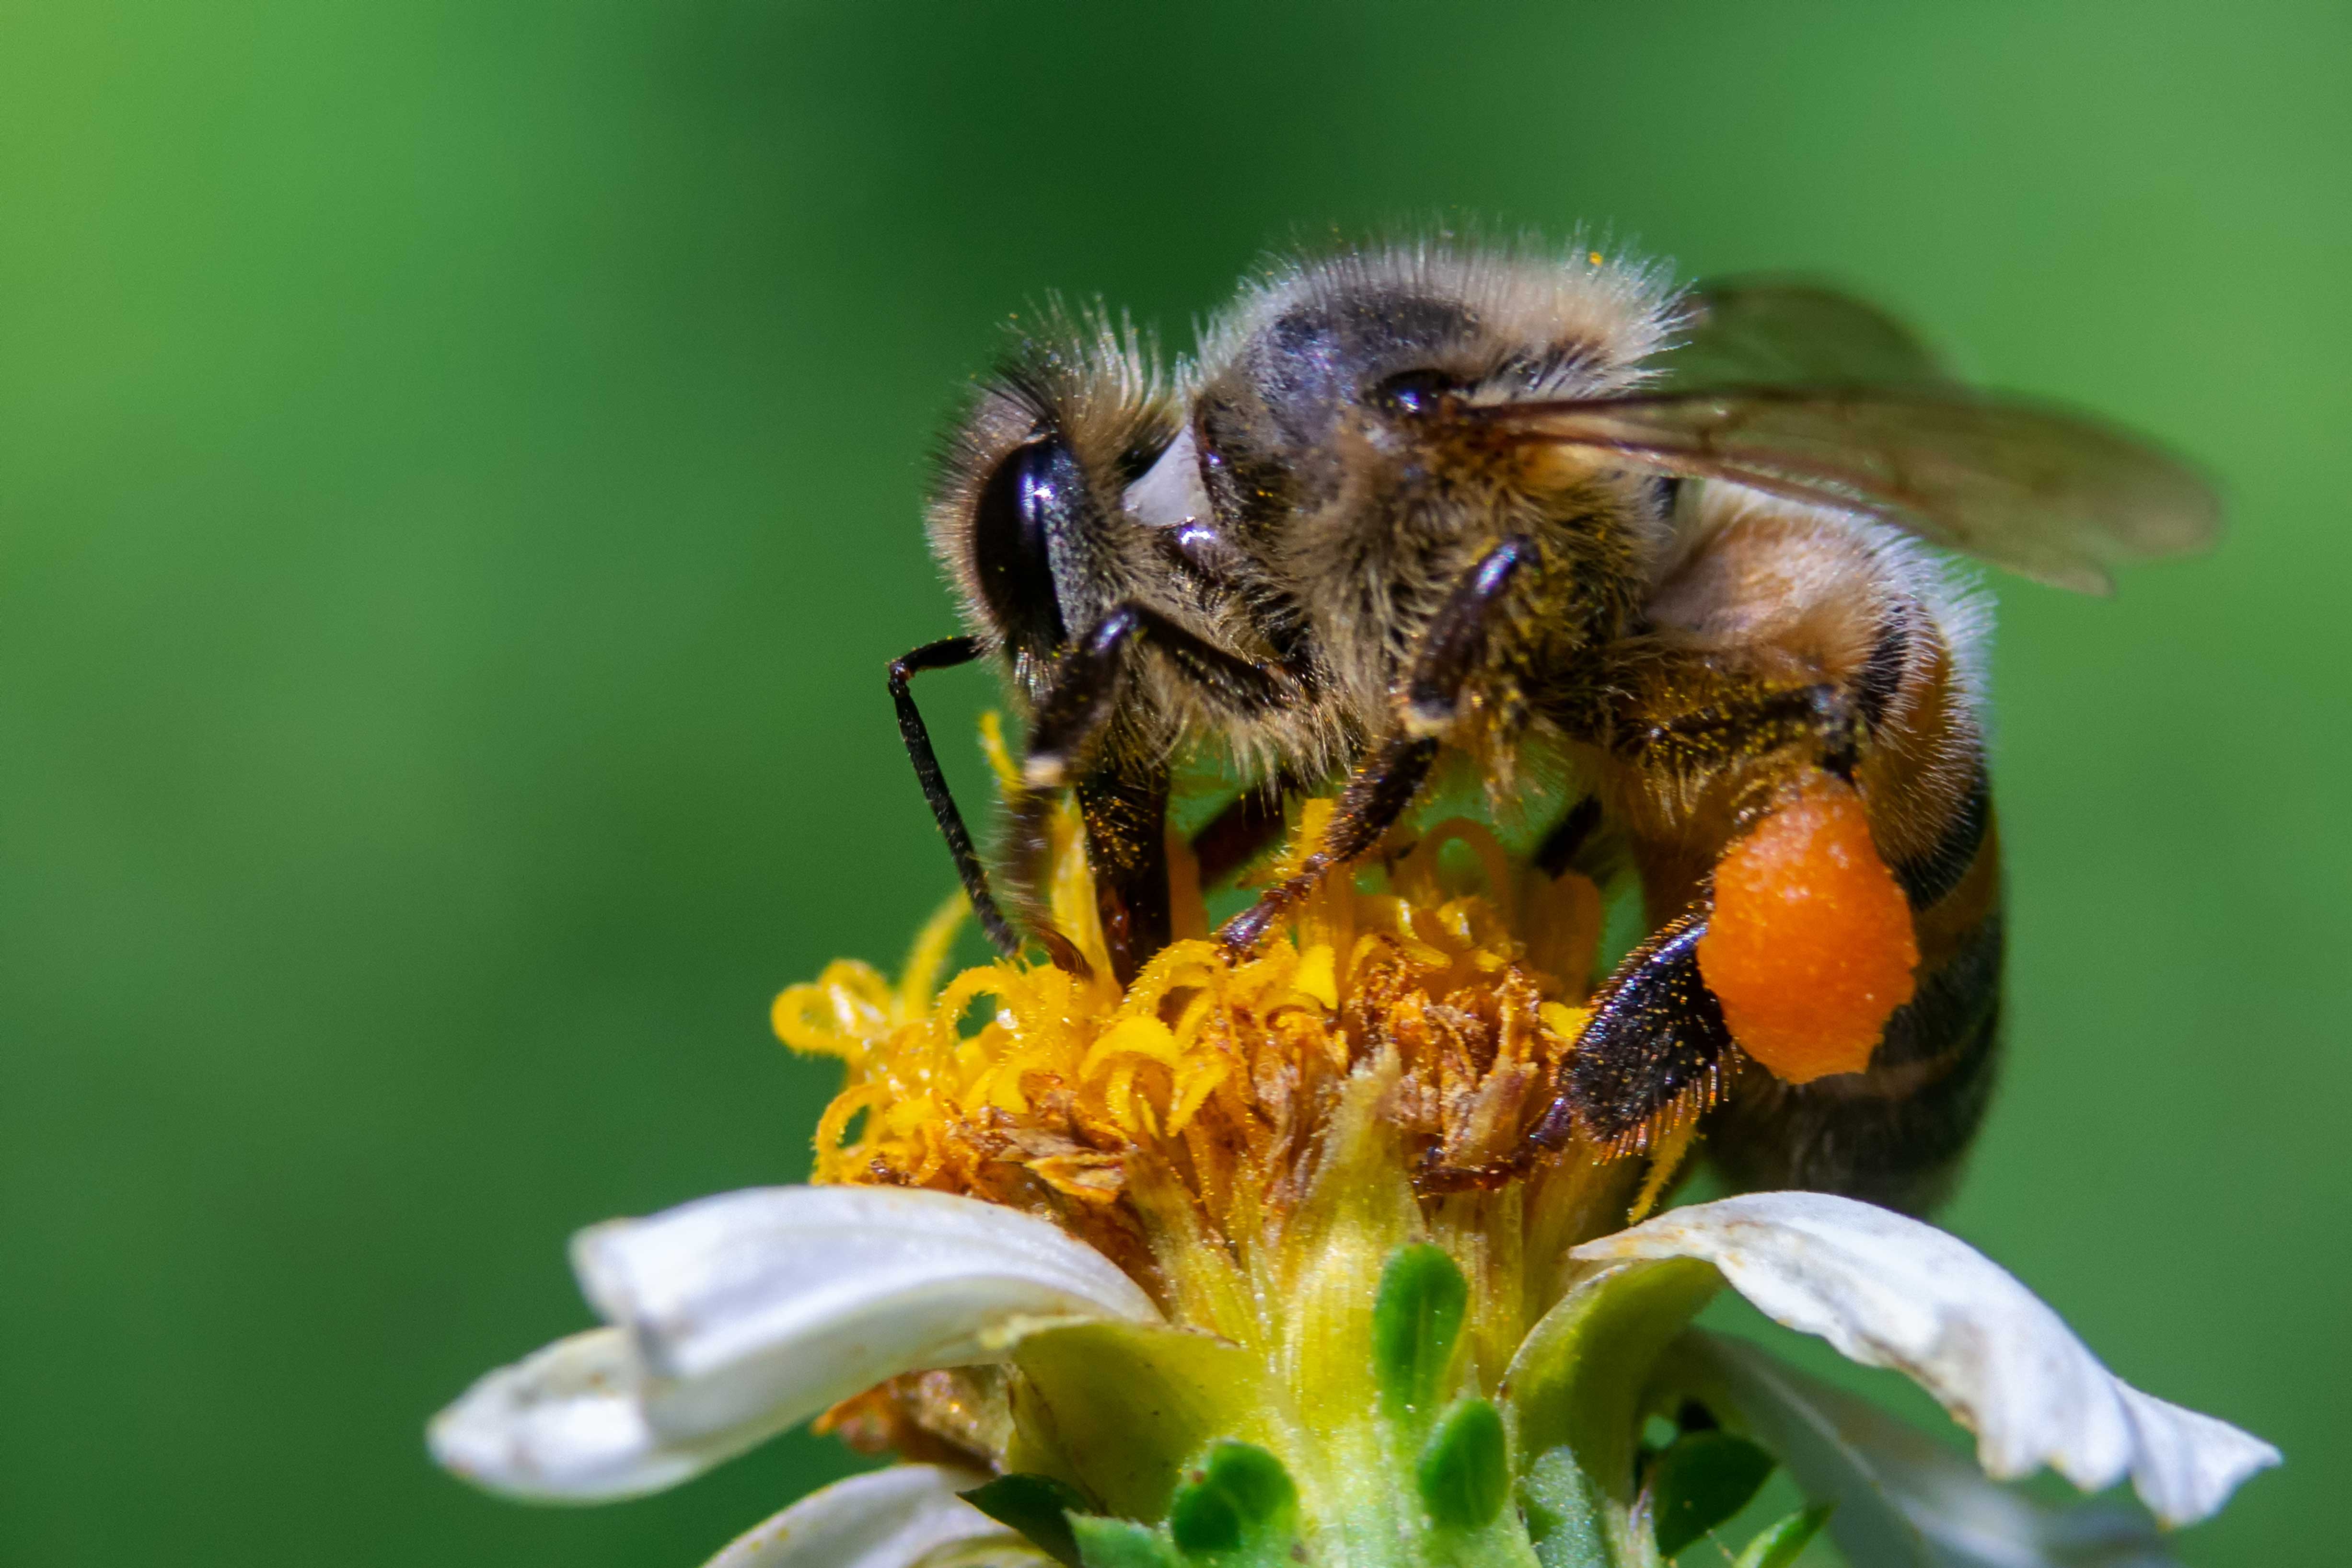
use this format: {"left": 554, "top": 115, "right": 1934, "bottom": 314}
{"left": 1372, "top": 368, "right": 1459, "bottom": 417}
{"left": 972, "top": 436, "right": 1076, "bottom": 650}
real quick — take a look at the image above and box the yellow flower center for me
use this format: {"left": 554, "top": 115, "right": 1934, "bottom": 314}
{"left": 776, "top": 791, "right": 1693, "bottom": 1329}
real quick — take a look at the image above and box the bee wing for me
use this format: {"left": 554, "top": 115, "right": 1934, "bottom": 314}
{"left": 1659, "top": 277, "right": 1954, "bottom": 391}
{"left": 1467, "top": 386, "right": 2221, "bottom": 594}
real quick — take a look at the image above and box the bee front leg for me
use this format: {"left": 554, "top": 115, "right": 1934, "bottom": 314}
{"left": 1018, "top": 604, "right": 1296, "bottom": 981}
{"left": 889, "top": 636, "right": 1030, "bottom": 963}
{"left": 1218, "top": 536, "right": 1537, "bottom": 956}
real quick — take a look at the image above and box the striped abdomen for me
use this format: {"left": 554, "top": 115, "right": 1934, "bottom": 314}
{"left": 1562, "top": 492, "right": 2005, "bottom": 1215}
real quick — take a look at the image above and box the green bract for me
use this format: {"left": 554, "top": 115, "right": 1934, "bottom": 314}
{"left": 1375, "top": 1245, "right": 1469, "bottom": 1417}
{"left": 934, "top": 1220, "right": 2258, "bottom": 1568}
{"left": 982, "top": 1239, "right": 1739, "bottom": 1568}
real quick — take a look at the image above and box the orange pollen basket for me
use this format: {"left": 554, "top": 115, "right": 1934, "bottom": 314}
{"left": 1696, "top": 772, "right": 1919, "bottom": 1084}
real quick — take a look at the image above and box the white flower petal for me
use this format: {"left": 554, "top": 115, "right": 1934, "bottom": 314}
{"left": 427, "top": 1326, "right": 746, "bottom": 1501}
{"left": 700, "top": 1464, "right": 1012, "bottom": 1568}
{"left": 573, "top": 1185, "right": 1157, "bottom": 1452}
{"left": 431, "top": 1186, "right": 1155, "bottom": 1503}
{"left": 1681, "top": 1331, "right": 2181, "bottom": 1568}
{"left": 1572, "top": 1192, "right": 2278, "bottom": 1526}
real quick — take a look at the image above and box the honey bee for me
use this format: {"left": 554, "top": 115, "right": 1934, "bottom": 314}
{"left": 891, "top": 242, "right": 2216, "bottom": 1213}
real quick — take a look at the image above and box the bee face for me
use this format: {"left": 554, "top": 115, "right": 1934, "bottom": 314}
{"left": 927, "top": 313, "right": 1179, "bottom": 703}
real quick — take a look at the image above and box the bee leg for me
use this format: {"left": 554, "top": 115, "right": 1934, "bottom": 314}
{"left": 1562, "top": 908, "right": 1737, "bottom": 1155}
{"left": 1219, "top": 536, "right": 1537, "bottom": 955}
{"left": 888, "top": 635, "right": 1030, "bottom": 962}
{"left": 1217, "top": 733, "right": 1442, "bottom": 954}
{"left": 1621, "top": 680, "right": 1862, "bottom": 784}
{"left": 1404, "top": 534, "right": 1541, "bottom": 732}
{"left": 1015, "top": 604, "right": 1298, "bottom": 978}
{"left": 1074, "top": 761, "right": 1172, "bottom": 989}
{"left": 1190, "top": 780, "right": 1290, "bottom": 886}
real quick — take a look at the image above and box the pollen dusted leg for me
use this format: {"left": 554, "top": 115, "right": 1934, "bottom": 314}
{"left": 1563, "top": 910, "right": 1738, "bottom": 1155}
{"left": 1011, "top": 601, "right": 1298, "bottom": 980}
{"left": 1218, "top": 536, "right": 1537, "bottom": 956}
{"left": 1560, "top": 669, "right": 1903, "bottom": 1171}
{"left": 1073, "top": 762, "right": 1173, "bottom": 988}
{"left": 1404, "top": 534, "right": 1540, "bottom": 729}
{"left": 1616, "top": 679, "right": 1863, "bottom": 796}
{"left": 1556, "top": 673, "right": 1875, "bottom": 1159}
{"left": 1215, "top": 733, "right": 1440, "bottom": 955}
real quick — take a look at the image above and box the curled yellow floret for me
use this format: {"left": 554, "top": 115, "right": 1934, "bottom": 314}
{"left": 775, "top": 797, "right": 1664, "bottom": 1289}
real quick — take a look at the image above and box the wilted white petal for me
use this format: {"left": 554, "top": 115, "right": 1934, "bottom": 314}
{"left": 574, "top": 1185, "right": 1158, "bottom": 1450}
{"left": 701, "top": 1464, "right": 1012, "bottom": 1568}
{"left": 428, "top": 1327, "right": 746, "bottom": 1501}
{"left": 1680, "top": 1331, "right": 2181, "bottom": 1568}
{"left": 1573, "top": 1192, "right": 2278, "bottom": 1526}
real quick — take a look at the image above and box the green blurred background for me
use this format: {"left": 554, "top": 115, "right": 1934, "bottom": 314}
{"left": 2, "top": 1, "right": 2343, "bottom": 1562}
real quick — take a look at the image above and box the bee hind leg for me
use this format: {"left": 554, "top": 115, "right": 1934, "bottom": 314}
{"left": 1564, "top": 909, "right": 1738, "bottom": 1156}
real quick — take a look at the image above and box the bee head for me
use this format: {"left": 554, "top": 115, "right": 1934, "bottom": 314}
{"left": 928, "top": 310, "right": 1177, "bottom": 697}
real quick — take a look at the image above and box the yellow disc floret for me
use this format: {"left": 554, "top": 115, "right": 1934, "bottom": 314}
{"left": 775, "top": 799, "right": 1634, "bottom": 1284}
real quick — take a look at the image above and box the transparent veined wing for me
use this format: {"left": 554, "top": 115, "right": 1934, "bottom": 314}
{"left": 1461, "top": 385, "right": 2219, "bottom": 593}
{"left": 1659, "top": 277, "right": 1954, "bottom": 391}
